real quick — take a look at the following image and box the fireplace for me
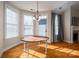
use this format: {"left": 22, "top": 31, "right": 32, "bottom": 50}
{"left": 73, "top": 31, "right": 79, "bottom": 43}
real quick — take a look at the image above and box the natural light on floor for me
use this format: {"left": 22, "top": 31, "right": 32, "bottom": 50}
{"left": 20, "top": 49, "right": 46, "bottom": 58}
{"left": 38, "top": 44, "right": 79, "bottom": 56}
{"left": 2, "top": 42, "right": 79, "bottom": 58}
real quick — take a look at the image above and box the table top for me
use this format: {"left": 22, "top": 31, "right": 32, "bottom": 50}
{"left": 21, "top": 35, "right": 49, "bottom": 42}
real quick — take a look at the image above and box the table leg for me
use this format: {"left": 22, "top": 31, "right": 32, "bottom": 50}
{"left": 24, "top": 42, "right": 26, "bottom": 52}
{"left": 26, "top": 42, "right": 29, "bottom": 58}
{"left": 45, "top": 40, "right": 47, "bottom": 55}
{"left": 38, "top": 41, "right": 41, "bottom": 45}
{"left": 24, "top": 42, "right": 29, "bottom": 58}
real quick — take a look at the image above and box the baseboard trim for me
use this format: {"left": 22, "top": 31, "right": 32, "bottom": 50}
{"left": 0, "top": 50, "right": 4, "bottom": 57}
{"left": 63, "top": 39, "right": 73, "bottom": 43}
{"left": 3, "top": 41, "right": 22, "bottom": 52}
{"left": 0, "top": 40, "right": 51, "bottom": 57}
{"left": 0, "top": 41, "right": 22, "bottom": 57}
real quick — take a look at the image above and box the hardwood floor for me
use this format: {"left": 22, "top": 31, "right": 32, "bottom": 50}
{"left": 2, "top": 42, "right": 79, "bottom": 58}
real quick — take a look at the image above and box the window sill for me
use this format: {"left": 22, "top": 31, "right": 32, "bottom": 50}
{"left": 5, "top": 36, "right": 19, "bottom": 39}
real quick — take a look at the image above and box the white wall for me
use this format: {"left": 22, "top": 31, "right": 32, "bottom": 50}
{"left": 4, "top": 2, "right": 53, "bottom": 51}
{"left": 63, "top": 6, "right": 79, "bottom": 43}
{"left": 3, "top": 2, "right": 37, "bottom": 52}
{"left": 21, "top": 10, "right": 52, "bottom": 43}
{"left": 19, "top": 10, "right": 35, "bottom": 38}
{"left": 70, "top": 7, "right": 79, "bottom": 42}
{"left": 63, "top": 7, "right": 73, "bottom": 43}
{"left": 3, "top": 2, "right": 21, "bottom": 52}
{"left": 0, "top": 2, "right": 4, "bottom": 56}
{"left": 0, "top": 2, "right": 52, "bottom": 57}
{"left": 36, "top": 11, "right": 52, "bottom": 43}
{"left": 71, "top": 7, "right": 79, "bottom": 17}
{"left": 46, "top": 11, "right": 52, "bottom": 43}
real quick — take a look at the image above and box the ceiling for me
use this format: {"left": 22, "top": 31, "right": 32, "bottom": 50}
{"left": 9, "top": 1, "right": 79, "bottom": 13}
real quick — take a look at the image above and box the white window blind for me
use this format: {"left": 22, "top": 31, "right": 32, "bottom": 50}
{"left": 24, "top": 15, "right": 33, "bottom": 35}
{"left": 5, "top": 8, "right": 18, "bottom": 38}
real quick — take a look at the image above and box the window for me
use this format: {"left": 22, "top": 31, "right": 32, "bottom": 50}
{"left": 24, "top": 15, "right": 33, "bottom": 35}
{"left": 38, "top": 16, "right": 47, "bottom": 36}
{"left": 5, "top": 8, "right": 18, "bottom": 38}
{"left": 55, "top": 15, "right": 58, "bottom": 35}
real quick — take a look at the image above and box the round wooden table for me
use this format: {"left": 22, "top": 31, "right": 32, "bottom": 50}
{"left": 21, "top": 35, "right": 49, "bottom": 57}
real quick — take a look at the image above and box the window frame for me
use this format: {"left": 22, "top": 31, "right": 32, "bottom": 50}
{"left": 23, "top": 15, "right": 34, "bottom": 36}
{"left": 5, "top": 6, "right": 19, "bottom": 39}
{"left": 38, "top": 16, "right": 47, "bottom": 36}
